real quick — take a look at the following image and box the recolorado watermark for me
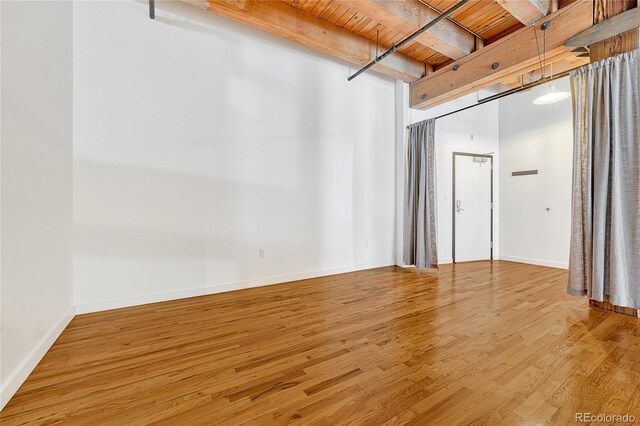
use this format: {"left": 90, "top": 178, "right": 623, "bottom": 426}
{"left": 575, "top": 413, "right": 636, "bottom": 423}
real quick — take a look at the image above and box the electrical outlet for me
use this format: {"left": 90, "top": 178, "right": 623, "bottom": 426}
{"left": 259, "top": 249, "right": 265, "bottom": 259}
{"left": 364, "top": 240, "right": 369, "bottom": 248}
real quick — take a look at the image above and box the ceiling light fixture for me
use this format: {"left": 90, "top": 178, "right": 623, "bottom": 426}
{"left": 533, "top": 84, "right": 571, "bottom": 104}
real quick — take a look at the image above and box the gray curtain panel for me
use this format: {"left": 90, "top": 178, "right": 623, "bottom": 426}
{"left": 568, "top": 49, "right": 640, "bottom": 309}
{"left": 404, "top": 119, "right": 438, "bottom": 269}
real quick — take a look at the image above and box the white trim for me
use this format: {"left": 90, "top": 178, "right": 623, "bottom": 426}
{"left": 0, "top": 305, "right": 76, "bottom": 411}
{"left": 394, "top": 80, "right": 409, "bottom": 267}
{"left": 75, "top": 260, "right": 394, "bottom": 314}
{"left": 498, "top": 255, "right": 568, "bottom": 270}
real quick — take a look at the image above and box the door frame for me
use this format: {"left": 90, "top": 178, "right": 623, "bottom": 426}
{"left": 452, "top": 151, "right": 494, "bottom": 263}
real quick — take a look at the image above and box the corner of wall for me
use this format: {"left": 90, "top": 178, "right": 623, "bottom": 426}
{"left": 394, "top": 80, "right": 409, "bottom": 266}
{"left": 0, "top": 0, "right": 75, "bottom": 411}
{"left": 0, "top": 306, "right": 76, "bottom": 411}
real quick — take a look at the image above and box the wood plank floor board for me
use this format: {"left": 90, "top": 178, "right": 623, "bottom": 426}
{"left": 2, "top": 261, "right": 640, "bottom": 425}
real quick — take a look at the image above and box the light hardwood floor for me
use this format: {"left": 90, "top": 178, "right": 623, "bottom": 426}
{"left": 2, "top": 261, "right": 640, "bottom": 425}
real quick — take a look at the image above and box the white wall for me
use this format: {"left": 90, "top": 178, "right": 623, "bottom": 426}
{"left": 407, "top": 94, "right": 500, "bottom": 264}
{"left": 498, "top": 77, "right": 573, "bottom": 268}
{"left": 73, "top": 1, "right": 397, "bottom": 312}
{"left": 0, "top": 1, "right": 74, "bottom": 409}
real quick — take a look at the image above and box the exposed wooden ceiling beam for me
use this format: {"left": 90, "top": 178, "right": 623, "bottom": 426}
{"left": 183, "top": 0, "right": 425, "bottom": 82}
{"left": 589, "top": 0, "right": 639, "bottom": 61}
{"left": 495, "top": 0, "right": 558, "bottom": 25}
{"left": 410, "top": 0, "right": 592, "bottom": 109}
{"left": 566, "top": 6, "right": 640, "bottom": 47}
{"left": 340, "top": 0, "right": 475, "bottom": 60}
{"left": 499, "top": 55, "right": 588, "bottom": 87}
{"left": 477, "top": 47, "right": 580, "bottom": 89}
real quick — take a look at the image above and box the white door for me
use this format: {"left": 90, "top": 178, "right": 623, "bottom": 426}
{"left": 454, "top": 154, "right": 492, "bottom": 262}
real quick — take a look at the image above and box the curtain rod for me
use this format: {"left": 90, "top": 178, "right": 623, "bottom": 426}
{"left": 407, "top": 70, "right": 572, "bottom": 127}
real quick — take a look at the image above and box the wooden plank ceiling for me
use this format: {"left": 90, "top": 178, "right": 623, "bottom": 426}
{"left": 186, "top": 0, "right": 595, "bottom": 109}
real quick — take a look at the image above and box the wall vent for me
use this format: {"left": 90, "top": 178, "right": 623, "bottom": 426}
{"left": 512, "top": 169, "right": 538, "bottom": 176}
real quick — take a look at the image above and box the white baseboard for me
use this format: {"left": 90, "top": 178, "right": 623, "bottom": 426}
{"left": 75, "top": 260, "right": 395, "bottom": 314}
{"left": 0, "top": 305, "right": 76, "bottom": 411}
{"left": 498, "top": 255, "right": 568, "bottom": 270}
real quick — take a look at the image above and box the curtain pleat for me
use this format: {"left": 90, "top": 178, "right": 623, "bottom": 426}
{"left": 404, "top": 119, "right": 438, "bottom": 269}
{"left": 568, "top": 49, "right": 640, "bottom": 309}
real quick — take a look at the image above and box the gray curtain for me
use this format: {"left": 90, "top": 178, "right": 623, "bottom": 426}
{"left": 404, "top": 119, "right": 438, "bottom": 269}
{"left": 568, "top": 49, "right": 640, "bottom": 309}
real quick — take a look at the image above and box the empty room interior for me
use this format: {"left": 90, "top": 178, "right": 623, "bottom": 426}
{"left": 2, "top": 0, "right": 640, "bottom": 424}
